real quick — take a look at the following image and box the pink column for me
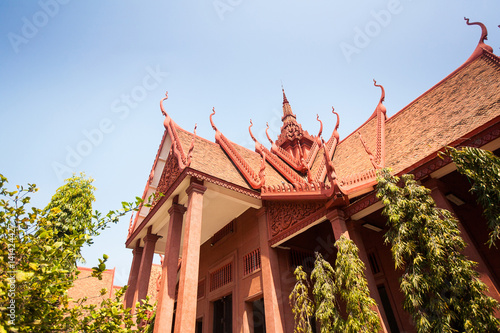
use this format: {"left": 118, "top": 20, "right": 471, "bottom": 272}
{"left": 257, "top": 207, "right": 285, "bottom": 333}
{"left": 426, "top": 178, "right": 500, "bottom": 301}
{"left": 173, "top": 182, "right": 206, "bottom": 333}
{"left": 124, "top": 241, "right": 143, "bottom": 309}
{"left": 327, "top": 209, "right": 389, "bottom": 333}
{"left": 154, "top": 200, "right": 186, "bottom": 333}
{"left": 133, "top": 227, "right": 160, "bottom": 311}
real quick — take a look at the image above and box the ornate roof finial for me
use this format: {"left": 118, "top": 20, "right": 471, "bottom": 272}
{"left": 332, "top": 107, "right": 340, "bottom": 142}
{"left": 373, "top": 79, "right": 385, "bottom": 103}
{"left": 373, "top": 79, "right": 387, "bottom": 115}
{"left": 210, "top": 107, "right": 218, "bottom": 131}
{"left": 464, "top": 17, "right": 493, "bottom": 53}
{"left": 160, "top": 91, "right": 168, "bottom": 116}
{"left": 265, "top": 122, "right": 274, "bottom": 144}
{"left": 249, "top": 119, "right": 257, "bottom": 143}
{"left": 316, "top": 114, "right": 323, "bottom": 139}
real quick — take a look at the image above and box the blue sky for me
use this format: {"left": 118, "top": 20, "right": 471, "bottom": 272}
{"left": 1, "top": 0, "right": 499, "bottom": 286}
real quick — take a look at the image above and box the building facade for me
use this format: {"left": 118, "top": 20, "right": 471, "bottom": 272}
{"left": 123, "top": 20, "right": 500, "bottom": 333}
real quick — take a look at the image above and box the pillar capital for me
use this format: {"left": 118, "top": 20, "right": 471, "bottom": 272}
{"left": 423, "top": 177, "right": 448, "bottom": 193}
{"left": 143, "top": 233, "right": 161, "bottom": 243}
{"left": 326, "top": 208, "right": 345, "bottom": 222}
{"left": 132, "top": 246, "right": 144, "bottom": 256}
{"left": 327, "top": 208, "right": 349, "bottom": 240}
{"left": 186, "top": 182, "right": 207, "bottom": 196}
{"left": 132, "top": 240, "right": 144, "bottom": 256}
{"left": 168, "top": 203, "right": 187, "bottom": 216}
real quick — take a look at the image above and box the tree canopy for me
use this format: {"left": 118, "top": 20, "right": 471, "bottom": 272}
{"left": 0, "top": 173, "right": 154, "bottom": 332}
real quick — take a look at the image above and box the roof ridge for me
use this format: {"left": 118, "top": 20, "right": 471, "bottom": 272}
{"left": 211, "top": 109, "right": 265, "bottom": 189}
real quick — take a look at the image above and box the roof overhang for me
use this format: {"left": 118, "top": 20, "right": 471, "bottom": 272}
{"left": 125, "top": 171, "right": 262, "bottom": 253}
{"left": 345, "top": 117, "right": 500, "bottom": 221}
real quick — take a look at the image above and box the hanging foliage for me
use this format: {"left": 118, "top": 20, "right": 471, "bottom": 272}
{"left": 376, "top": 168, "right": 500, "bottom": 332}
{"left": 290, "top": 236, "right": 381, "bottom": 333}
{"left": 445, "top": 146, "right": 500, "bottom": 247}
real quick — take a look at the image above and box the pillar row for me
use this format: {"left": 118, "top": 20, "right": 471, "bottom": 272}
{"left": 173, "top": 182, "right": 206, "bottom": 333}
{"left": 257, "top": 207, "right": 285, "bottom": 333}
{"left": 154, "top": 201, "right": 186, "bottom": 333}
{"left": 133, "top": 228, "right": 160, "bottom": 311}
{"left": 124, "top": 241, "right": 143, "bottom": 309}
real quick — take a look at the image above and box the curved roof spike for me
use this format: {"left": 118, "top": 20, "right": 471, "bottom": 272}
{"left": 464, "top": 17, "right": 493, "bottom": 53}
{"left": 316, "top": 114, "right": 323, "bottom": 138}
{"left": 332, "top": 107, "right": 340, "bottom": 130}
{"left": 265, "top": 122, "right": 274, "bottom": 144}
{"left": 249, "top": 119, "right": 257, "bottom": 143}
{"left": 160, "top": 91, "right": 168, "bottom": 116}
{"left": 465, "top": 17, "right": 489, "bottom": 42}
{"left": 332, "top": 107, "right": 340, "bottom": 142}
{"left": 373, "top": 79, "right": 385, "bottom": 103}
{"left": 210, "top": 107, "right": 218, "bottom": 131}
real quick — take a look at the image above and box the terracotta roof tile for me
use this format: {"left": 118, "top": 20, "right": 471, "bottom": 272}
{"left": 148, "top": 51, "right": 499, "bottom": 199}
{"left": 175, "top": 127, "right": 287, "bottom": 188}
{"left": 334, "top": 53, "right": 500, "bottom": 178}
{"left": 68, "top": 267, "right": 116, "bottom": 308}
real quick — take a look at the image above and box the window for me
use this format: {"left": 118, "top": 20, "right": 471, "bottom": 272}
{"left": 243, "top": 248, "right": 261, "bottom": 276}
{"left": 210, "top": 262, "right": 232, "bottom": 292}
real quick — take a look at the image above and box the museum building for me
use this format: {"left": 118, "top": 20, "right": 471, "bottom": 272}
{"left": 123, "top": 20, "right": 500, "bottom": 333}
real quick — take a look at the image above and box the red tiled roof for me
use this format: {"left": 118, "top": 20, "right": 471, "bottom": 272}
{"left": 335, "top": 51, "right": 500, "bottom": 179}
{"left": 69, "top": 265, "right": 163, "bottom": 306}
{"left": 176, "top": 126, "right": 287, "bottom": 189}
{"left": 142, "top": 37, "right": 500, "bottom": 204}
{"left": 68, "top": 267, "right": 116, "bottom": 307}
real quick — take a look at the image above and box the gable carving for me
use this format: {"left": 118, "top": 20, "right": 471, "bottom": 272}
{"left": 267, "top": 201, "right": 324, "bottom": 237}
{"left": 154, "top": 149, "right": 181, "bottom": 206}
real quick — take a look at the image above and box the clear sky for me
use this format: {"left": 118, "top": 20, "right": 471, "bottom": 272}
{"left": 1, "top": 1, "right": 499, "bottom": 286}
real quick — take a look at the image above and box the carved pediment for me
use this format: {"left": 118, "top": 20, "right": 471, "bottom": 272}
{"left": 267, "top": 201, "right": 325, "bottom": 237}
{"left": 153, "top": 149, "right": 181, "bottom": 206}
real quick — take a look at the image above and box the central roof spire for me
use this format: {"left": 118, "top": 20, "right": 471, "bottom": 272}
{"left": 282, "top": 87, "right": 289, "bottom": 105}
{"left": 281, "top": 87, "right": 297, "bottom": 124}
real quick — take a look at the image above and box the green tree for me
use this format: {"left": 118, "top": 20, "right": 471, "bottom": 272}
{"left": 376, "top": 168, "right": 500, "bottom": 332}
{"left": 0, "top": 173, "right": 154, "bottom": 332}
{"left": 445, "top": 146, "right": 500, "bottom": 247}
{"left": 290, "top": 236, "right": 381, "bottom": 333}
{"left": 289, "top": 266, "right": 314, "bottom": 333}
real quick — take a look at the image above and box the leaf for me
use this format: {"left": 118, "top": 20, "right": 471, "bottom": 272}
{"left": 16, "top": 271, "right": 35, "bottom": 282}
